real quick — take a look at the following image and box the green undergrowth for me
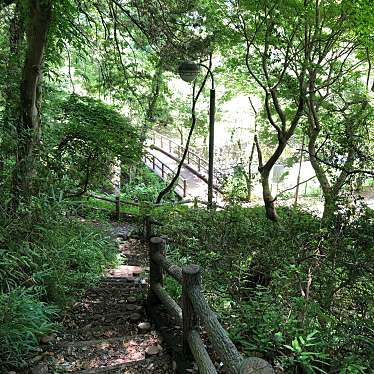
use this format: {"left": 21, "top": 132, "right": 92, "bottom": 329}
{"left": 0, "top": 199, "right": 119, "bottom": 369}
{"left": 82, "top": 164, "right": 179, "bottom": 218}
{"left": 153, "top": 204, "right": 374, "bottom": 373}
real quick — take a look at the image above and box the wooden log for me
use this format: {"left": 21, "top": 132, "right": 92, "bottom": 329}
{"left": 182, "top": 265, "right": 200, "bottom": 357}
{"left": 239, "top": 358, "right": 274, "bottom": 374}
{"left": 187, "top": 330, "right": 217, "bottom": 374}
{"left": 152, "top": 251, "right": 182, "bottom": 283}
{"left": 185, "top": 265, "right": 242, "bottom": 374}
{"left": 148, "top": 237, "right": 164, "bottom": 306}
{"left": 152, "top": 283, "right": 182, "bottom": 322}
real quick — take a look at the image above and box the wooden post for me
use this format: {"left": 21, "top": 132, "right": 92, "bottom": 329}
{"left": 115, "top": 195, "right": 120, "bottom": 220}
{"left": 144, "top": 215, "right": 152, "bottom": 240}
{"left": 182, "top": 264, "right": 201, "bottom": 357}
{"left": 152, "top": 155, "right": 155, "bottom": 170}
{"left": 153, "top": 132, "right": 156, "bottom": 144}
{"left": 161, "top": 163, "right": 165, "bottom": 178}
{"left": 193, "top": 197, "right": 198, "bottom": 208}
{"left": 183, "top": 180, "right": 187, "bottom": 197}
{"left": 161, "top": 136, "right": 164, "bottom": 149}
{"left": 148, "top": 237, "right": 165, "bottom": 306}
{"left": 169, "top": 139, "right": 172, "bottom": 153}
{"left": 187, "top": 151, "right": 190, "bottom": 164}
{"left": 198, "top": 157, "right": 201, "bottom": 172}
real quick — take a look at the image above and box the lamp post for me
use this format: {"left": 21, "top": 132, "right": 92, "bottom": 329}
{"left": 178, "top": 60, "right": 215, "bottom": 208}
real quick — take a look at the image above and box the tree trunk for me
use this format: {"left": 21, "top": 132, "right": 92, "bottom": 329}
{"left": 260, "top": 169, "right": 278, "bottom": 221}
{"left": 12, "top": 0, "right": 52, "bottom": 207}
{"left": 3, "top": 4, "right": 24, "bottom": 169}
{"left": 294, "top": 134, "right": 305, "bottom": 207}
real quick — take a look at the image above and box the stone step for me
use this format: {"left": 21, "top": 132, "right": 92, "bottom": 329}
{"left": 48, "top": 333, "right": 166, "bottom": 373}
{"left": 61, "top": 324, "right": 139, "bottom": 341}
{"left": 84, "top": 284, "right": 147, "bottom": 298}
{"left": 107, "top": 265, "right": 144, "bottom": 278}
{"left": 66, "top": 310, "right": 146, "bottom": 329}
{"left": 74, "top": 355, "right": 172, "bottom": 373}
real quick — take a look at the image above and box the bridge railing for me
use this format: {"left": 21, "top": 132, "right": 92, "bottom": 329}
{"left": 145, "top": 217, "right": 274, "bottom": 374}
{"left": 151, "top": 132, "right": 210, "bottom": 175}
{"left": 144, "top": 151, "right": 187, "bottom": 197}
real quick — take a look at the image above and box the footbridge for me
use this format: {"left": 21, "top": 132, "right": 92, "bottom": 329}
{"left": 144, "top": 132, "right": 223, "bottom": 202}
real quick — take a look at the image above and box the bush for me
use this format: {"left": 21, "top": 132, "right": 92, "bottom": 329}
{"left": 0, "top": 287, "right": 58, "bottom": 368}
{"left": 0, "top": 198, "right": 120, "bottom": 368}
{"left": 154, "top": 204, "right": 374, "bottom": 372}
{"left": 121, "top": 164, "right": 178, "bottom": 203}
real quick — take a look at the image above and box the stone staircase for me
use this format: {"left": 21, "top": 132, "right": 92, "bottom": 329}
{"left": 31, "top": 233, "right": 173, "bottom": 374}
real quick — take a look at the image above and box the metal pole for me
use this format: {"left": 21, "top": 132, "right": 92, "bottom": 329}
{"left": 207, "top": 88, "right": 215, "bottom": 208}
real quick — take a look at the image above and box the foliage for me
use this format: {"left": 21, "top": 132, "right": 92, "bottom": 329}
{"left": 0, "top": 287, "right": 58, "bottom": 368}
{"left": 121, "top": 164, "right": 178, "bottom": 203}
{"left": 0, "top": 199, "right": 119, "bottom": 304}
{"left": 41, "top": 89, "right": 142, "bottom": 198}
{"left": 0, "top": 198, "right": 119, "bottom": 368}
{"left": 155, "top": 205, "right": 374, "bottom": 372}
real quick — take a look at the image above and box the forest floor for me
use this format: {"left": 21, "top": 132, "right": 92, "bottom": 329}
{"left": 26, "top": 224, "right": 174, "bottom": 374}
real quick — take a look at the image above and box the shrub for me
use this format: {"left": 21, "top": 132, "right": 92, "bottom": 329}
{"left": 0, "top": 198, "right": 120, "bottom": 368}
{"left": 0, "top": 287, "right": 58, "bottom": 368}
{"left": 154, "top": 204, "right": 374, "bottom": 372}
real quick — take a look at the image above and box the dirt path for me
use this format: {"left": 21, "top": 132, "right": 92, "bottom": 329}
{"left": 30, "top": 230, "right": 173, "bottom": 374}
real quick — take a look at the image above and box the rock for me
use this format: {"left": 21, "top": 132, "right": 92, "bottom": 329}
{"left": 126, "top": 304, "right": 138, "bottom": 311}
{"left": 145, "top": 345, "right": 161, "bottom": 356}
{"left": 127, "top": 296, "right": 137, "bottom": 303}
{"left": 137, "top": 322, "right": 151, "bottom": 331}
{"left": 8, "top": 371, "right": 16, "bottom": 374}
{"left": 40, "top": 334, "right": 55, "bottom": 344}
{"left": 117, "top": 234, "right": 128, "bottom": 241}
{"left": 129, "top": 312, "right": 142, "bottom": 321}
{"left": 240, "top": 357, "right": 274, "bottom": 374}
{"left": 31, "top": 363, "right": 48, "bottom": 374}
{"left": 30, "top": 355, "right": 43, "bottom": 364}
{"left": 172, "top": 361, "right": 177, "bottom": 371}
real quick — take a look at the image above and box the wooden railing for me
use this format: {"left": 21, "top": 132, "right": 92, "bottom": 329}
{"left": 145, "top": 218, "right": 274, "bottom": 374}
{"left": 144, "top": 151, "right": 187, "bottom": 198}
{"left": 150, "top": 132, "right": 221, "bottom": 178}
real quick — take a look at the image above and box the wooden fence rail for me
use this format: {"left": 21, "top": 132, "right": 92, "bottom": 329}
{"left": 145, "top": 218, "right": 274, "bottom": 374}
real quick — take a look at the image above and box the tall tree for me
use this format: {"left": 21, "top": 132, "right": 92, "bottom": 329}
{"left": 216, "top": 0, "right": 372, "bottom": 220}
{"left": 11, "top": 0, "right": 52, "bottom": 207}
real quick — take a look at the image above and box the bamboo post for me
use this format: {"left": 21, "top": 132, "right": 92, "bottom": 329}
{"left": 182, "top": 265, "right": 201, "bottom": 357}
{"left": 148, "top": 237, "right": 165, "bottom": 306}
